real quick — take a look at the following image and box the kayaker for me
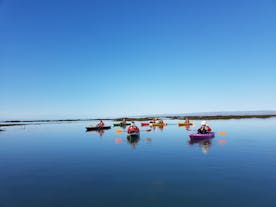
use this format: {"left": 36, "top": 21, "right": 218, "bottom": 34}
{"left": 97, "top": 120, "right": 105, "bottom": 127}
{"left": 122, "top": 118, "right": 126, "bottom": 125}
{"left": 127, "top": 121, "right": 140, "bottom": 134}
{"left": 197, "top": 121, "right": 212, "bottom": 134}
{"left": 184, "top": 117, "right": 190, "bottom": 124}
{"left": 158, "top": 119, "right": 164, "bottom": 124}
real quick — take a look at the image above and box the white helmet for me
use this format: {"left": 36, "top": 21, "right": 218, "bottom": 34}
{"left": 201, "top": 121, "right": 207, "bottom": 126}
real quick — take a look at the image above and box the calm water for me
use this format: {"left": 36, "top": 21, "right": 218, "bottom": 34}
{"left": 0, "top": 118, "right": 276, "bottom": 207}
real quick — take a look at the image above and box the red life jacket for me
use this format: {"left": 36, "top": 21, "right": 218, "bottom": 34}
{"left": 128, "top": 126, "right": 140, "bottom": 133}
{"left": 97, "top": 121, "right": 104, "bottom": 127}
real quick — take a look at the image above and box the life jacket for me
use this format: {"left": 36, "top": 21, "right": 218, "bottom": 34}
{"left": 198, "top": 126, "right": 212, "bottom": 134}
{"left": 128, "top": 125, "right": 140, "bottom": 133}
{"left": 97, "top": 121, "right": 104, "bottom": 127}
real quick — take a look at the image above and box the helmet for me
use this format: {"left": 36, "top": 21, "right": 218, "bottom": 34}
{"left": 201, "top": 121, "right": 207, "bottom": 126}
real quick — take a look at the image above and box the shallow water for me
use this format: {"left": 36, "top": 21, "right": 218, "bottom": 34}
{"left": 0, "top": 118, "right": 276, "bottom": 207}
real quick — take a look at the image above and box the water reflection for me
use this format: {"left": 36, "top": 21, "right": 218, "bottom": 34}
{"left": 151, "top": 126, "right": 165, "bottom": 132}
{"left": 145, "top": 137, "right": 152, "bottom": 143}
{"left": 127, "top": 135, "right": 140, "bottom": 149}
{"left": 118, "top": 125, "right": 128, "bottom": 130}
{"left": 115, "top": 138, "right": 123, "bottom": 144}
{"left": 218, "top": 139, "right": 227, "bottom": 145}
{"left": 185, "top": 125, "right": 191, "bottom": 131}
{"left": 189, "top": 138, "right": 213, "bottom": 154}
{"left": 86, "top": 129, "right": 105, "bottom": 136}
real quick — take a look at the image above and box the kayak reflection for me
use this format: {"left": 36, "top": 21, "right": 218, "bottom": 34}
{"left": 185, "top": 125, "right": 191, "bottom": 131}
{"left": 151, "top": 126, "right": 166, "bottom": 132}
{"left": 189, "top": 138, "right": 213, "bottom": 154}
{"left": 127, "top": 134, "right": 140, "bottom": 149}
{"left": 87, "top": 129, "right": 105, "bottom": 136}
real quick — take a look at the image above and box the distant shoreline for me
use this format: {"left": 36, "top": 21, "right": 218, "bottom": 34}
{"left": 165, "top": 114, "right": 276, "bottom": 120}
{"left": 1, "top": 114, "right": 276, "bottom": 128}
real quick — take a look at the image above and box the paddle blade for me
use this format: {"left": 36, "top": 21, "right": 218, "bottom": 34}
{"left": 115, "top": 129, "right": 124, "bottom": 134}
{"left": 145, "top": 129, "right": 152, "bottom": 132}
{"left": 217, "top": 132, "right": 227, "bottom": 136}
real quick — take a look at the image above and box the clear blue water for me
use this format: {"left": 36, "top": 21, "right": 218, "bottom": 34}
{"left": 0, "top": 118, "right": 276, "bottom": 207}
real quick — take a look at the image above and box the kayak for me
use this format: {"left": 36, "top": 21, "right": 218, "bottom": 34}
{"left": 189, "top": 132, "right": 215, "bottom": 140}
{"left": 141, "top": 122, "right": 150, "bottom": 126}
{"left": 86, "top": 126, "right": 111, "bottom": 131}
{"left": 113, "top": 122, "right": 131, "bottom": 127}
{"left": 152, "top": 123, "right": 167, "bottom": 127}
{"left": 178, "top": 122, "right": 194, "bottom": 126}
{"left": 127, "top": 132, "right": 140, "bottom": 138}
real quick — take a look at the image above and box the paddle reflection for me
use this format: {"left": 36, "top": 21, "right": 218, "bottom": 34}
{"left": 115, "top": 138, "right": 123, "bottom": 144}
{"left": 218, "top": 139, "right": 227, "bottom": 145}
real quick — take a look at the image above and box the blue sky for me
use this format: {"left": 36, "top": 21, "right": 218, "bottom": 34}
{"left": 1, "top": 0, "right": 276, "bottom": 120}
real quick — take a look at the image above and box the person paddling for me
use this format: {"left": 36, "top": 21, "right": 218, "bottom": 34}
{"left": 127, "top": 121, "right": 140, "bottom": 134}
{"left": 197, "top": 121, "right": 212, "bottom": 134}
{"left": 158, "top": 119, "right": 165, "bottom": 124}
{"left": 122, "top": 118, "right": 126, "bottom": 125}
{"left": 184, "top": 117, "right": 190, "bottom": 124}
{"left": 97, "top": 120, "right": 105, "bottom": 128}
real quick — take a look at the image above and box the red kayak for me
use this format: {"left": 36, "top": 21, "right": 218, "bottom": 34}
{"left": 141, "top": 122, "right": 150, "bottom": 126}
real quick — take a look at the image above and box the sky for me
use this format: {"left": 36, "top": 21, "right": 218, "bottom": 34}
{"left": 1, "top": 0, "right": 276, "bottom": 120}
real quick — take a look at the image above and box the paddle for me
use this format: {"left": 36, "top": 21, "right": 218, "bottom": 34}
{"left": 189, "top": 130, "right": 227, "bottom": 136}
{"left": 115, "top": 129, "right": 152, "bottom": 134}
{"left": 216, "top": 131, "right": 227, "bottom": 136}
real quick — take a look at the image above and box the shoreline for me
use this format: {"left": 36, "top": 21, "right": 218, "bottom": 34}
{"left": 165, "top": 114, "right": 276, "bottom": 120}
{"left": 1, "top": 114, "right": 276, "bottom": 128}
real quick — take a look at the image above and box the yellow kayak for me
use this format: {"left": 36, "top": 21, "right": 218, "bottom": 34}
{"left": 178, "top": 122, "right": 194, "bottom": 126}
{"left": 152, "top": 123, "right": 167, "bottom": 127}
